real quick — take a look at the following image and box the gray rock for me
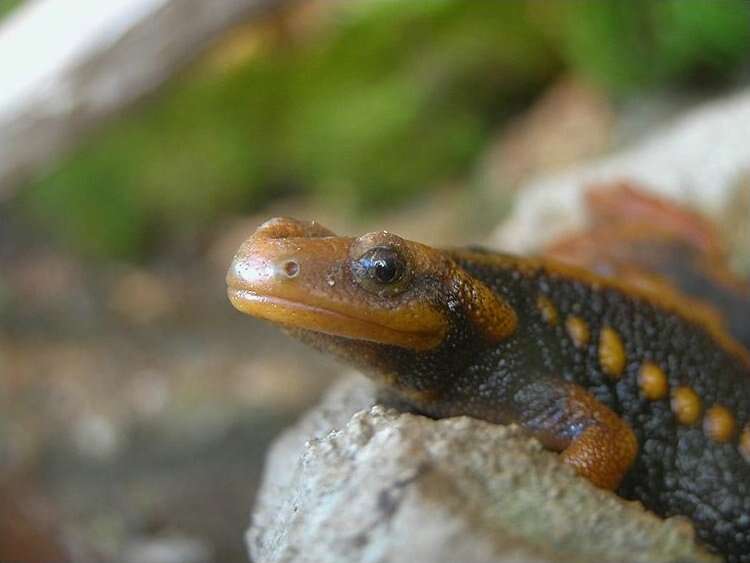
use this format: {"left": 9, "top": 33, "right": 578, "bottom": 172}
{"left": 248, "top": 375, "right": 717, "bottom": 563}
{"left": 492, "top": 89, "right": 750, "bottom": 253}
{"left": 120, "top": 535, "right": 213, "bottom": 563}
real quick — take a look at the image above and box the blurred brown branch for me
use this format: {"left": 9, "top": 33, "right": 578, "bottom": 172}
{"left": 0, "top": 0, "right": 292, "bottom": 202}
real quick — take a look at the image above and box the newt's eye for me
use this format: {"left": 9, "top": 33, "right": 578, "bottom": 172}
{"left": 352, "top": 246, "right": 409, "bottom": 295}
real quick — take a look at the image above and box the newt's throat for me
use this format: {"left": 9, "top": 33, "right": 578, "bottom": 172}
{"left": 227, "top": 288, "right": 444, "bottom": 350}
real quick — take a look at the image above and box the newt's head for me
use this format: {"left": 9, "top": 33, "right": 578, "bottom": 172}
{"left": 226, "top": 218, "right": 516, "bottom": 354}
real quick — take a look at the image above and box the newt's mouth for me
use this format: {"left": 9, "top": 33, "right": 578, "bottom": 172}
{"left": 225, "top": 217, "right": 447, "bottom": 351}
{"left": 227, "top": 287, "right": 443, "bottom": 350}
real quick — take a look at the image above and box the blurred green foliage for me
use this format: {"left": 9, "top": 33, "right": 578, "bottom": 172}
{"left": 0, "top": 0, "right": 22, "bottom": 20}
{"left": 21, "top": 0, "right": 750, "bottom": 259}
{"left": 563, "top": 0, "right": 750, "bottom": 92}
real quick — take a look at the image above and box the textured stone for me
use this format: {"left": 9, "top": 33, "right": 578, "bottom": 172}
{"left": 492, "top": 89, "right": 750, "bottom": 253}
{"left": 248, "top": 375, "right": 717, "bottom": 563}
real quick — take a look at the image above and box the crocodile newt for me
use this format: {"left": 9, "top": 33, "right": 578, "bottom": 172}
{"left": 226, "top": 196, "right": 750, "bottom": 561}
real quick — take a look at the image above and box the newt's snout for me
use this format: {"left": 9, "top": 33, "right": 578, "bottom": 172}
{"left": 227, "top": 216, "right": 336, "bottom": 291}
{"left": 226, "top": 217, "right": 351, "bottom": 315}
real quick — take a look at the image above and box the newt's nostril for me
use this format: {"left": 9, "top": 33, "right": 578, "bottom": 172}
{"left": 282, "top": 260, "right": 300, "bottom": 278}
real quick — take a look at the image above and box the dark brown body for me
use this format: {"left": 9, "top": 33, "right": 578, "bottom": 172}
{"left": 449, "top": 250, "right": 750, "bottom": 560}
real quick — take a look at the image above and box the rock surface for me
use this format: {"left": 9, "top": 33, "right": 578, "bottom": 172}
{"left": 492, "top": 89, "right": 750, "bottom": 254}
{"left": 248, "top": 375, "right": 717, "bottom": 563}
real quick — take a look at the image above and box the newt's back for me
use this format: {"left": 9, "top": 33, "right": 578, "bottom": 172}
{"left": 454, "top": 250, "right": 750, "bottom": 559}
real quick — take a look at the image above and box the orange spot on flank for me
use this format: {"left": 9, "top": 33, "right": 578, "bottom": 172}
{"left": 671, "top": 386, "right": 703, "bottom": 426}
{"left": 739, "top": 426, "right": 750, "bottom": 462}
{"left": 536, "top": 295, "right": 559, "bottom": 326}
{"left": 638, "top": 362, "right": 669, "bottom": 401}
{"left": 566, "top": 316, "right": 590, "bottom": 349}
{"left": 599, "top": 327, "right": 626, "bottom": 378}
{"left": 704, "top": 405, "right": 736, "bottom": 443}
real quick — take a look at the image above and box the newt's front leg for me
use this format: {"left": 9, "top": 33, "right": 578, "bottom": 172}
{"left": 512, "top": 378, "right": 638, "bottom": 490}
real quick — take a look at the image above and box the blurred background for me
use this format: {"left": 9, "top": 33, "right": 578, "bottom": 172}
{"left": 2, "top": 1, "right": 750, "bottom": 562}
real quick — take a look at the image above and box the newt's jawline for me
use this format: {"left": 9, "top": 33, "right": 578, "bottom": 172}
{"left": 227, "top": 287, "right": 444, "bottom": 350}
